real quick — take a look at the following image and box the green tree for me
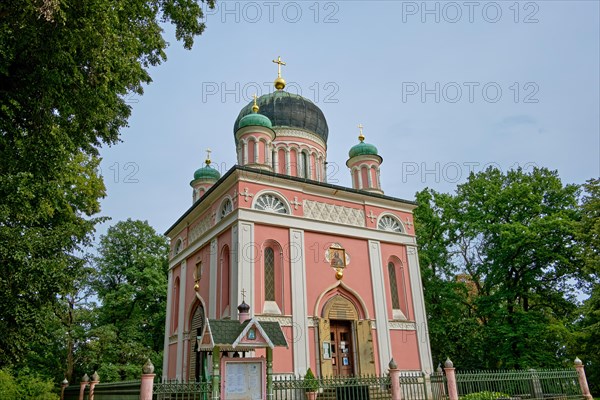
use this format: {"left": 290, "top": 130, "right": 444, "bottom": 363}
{"left": 574, "top": 179, "right": 600, "bottom": 395}
{"left": 89, "top": 219, "right": 169, "bottom": 381}
{"left": 415, "top": 168, "right": 581, "bottom": 369}
{"left": 0, "top": 0, "right": 214, "bottom": 367}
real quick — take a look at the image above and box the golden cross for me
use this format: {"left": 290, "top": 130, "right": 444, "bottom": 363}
{"left": 252, "top": 93, "right": 259, "bottom": 113}
{"left": 205, "top": 148, "right": 212, "bottom": 164}
{"left": 358, "top": 124, "right": 364, "bottom": 135}
{"left": 272, "top": 56, "right": 286, "bottom": 78}
{"left": 241, "top": 288, "right": 247, "bottom": 302}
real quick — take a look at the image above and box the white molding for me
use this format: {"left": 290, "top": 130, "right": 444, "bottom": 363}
{"left": 274, "top": 128, "right": 327, "bottom": 150}
{"left": 234, "top": 222, "right": 255, "bottom": 320}
{"left": 209, "top": 239, "right": 218, "bottom": 318}
{"left": 289, "top": 228, "right": 309, "bottom": 374}
{"left": 377, "top": 212, "right": 406, "bottom": 234}
{"left": 388, "top": 321, "right": 416, "bottom": 330}
{"left": 176, "top": 260, "right": 187, "bottom": 381}
{"left": 368, "top": 240, "right": 392, "bottom": 372}
{"left": 406, "top": 244, "right": 434, "bottom": 373}
{"left": 163, "top": 270, "right": 174, "bottom": 380}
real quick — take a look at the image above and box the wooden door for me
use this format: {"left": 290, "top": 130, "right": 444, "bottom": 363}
{"left": 330, "top": 320, "right": 354, "bottom": 376}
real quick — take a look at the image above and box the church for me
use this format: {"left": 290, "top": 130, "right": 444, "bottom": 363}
{"left": 161, "top": 58, "right": 433, "bottom": 382}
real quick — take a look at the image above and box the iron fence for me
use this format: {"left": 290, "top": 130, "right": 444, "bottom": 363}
{"left": 273, "top": 374, "right": 392, "bottom": 400}
{"left": 63, "top": 380, "right": 141, "bottom": 400}
{"left": 153, "top": 380, "right": 213, "bottom": 400}
{"left": 455, "top": 369, "right": 583, "bottom": 400}
{"left": 399, "top": 371, "right": 431, "bottom": 400}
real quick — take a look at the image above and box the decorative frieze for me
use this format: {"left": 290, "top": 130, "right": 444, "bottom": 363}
{"left": 189, "top": 214, "right": 212, "bottom": 244}
{"left": 255, "top": 315, "right": 294, "bottom": 327}
{"left": 388, "top": 321, "right": 417, "bottom": 330}
{"left": 303, "top": 200, "right": 366, "bottom": 227}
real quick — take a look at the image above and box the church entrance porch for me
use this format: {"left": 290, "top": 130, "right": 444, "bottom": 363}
{"left": 330, "top": 320, "right": 354, "bottom": 376}
{"left": 317, "top": 291, "right": 376, "bottom": 377}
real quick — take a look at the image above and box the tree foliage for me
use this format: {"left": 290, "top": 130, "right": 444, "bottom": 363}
{"left": 573, "top": 179, "right": 600, "bottom": 394}
{"left": 88, "top": 219, "right": 169, "bottom": 381}
{"left": 415, "top": 167, "right": 582, "bottom": 369}
{"left": 0, "top": 0, "right": 214, "bottom": 367}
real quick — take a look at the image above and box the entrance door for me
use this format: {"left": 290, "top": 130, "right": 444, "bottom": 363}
{"left": 330, "top": 320, "right": 354, "bottom": 376}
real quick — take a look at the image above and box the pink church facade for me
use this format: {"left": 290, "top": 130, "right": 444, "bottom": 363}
{"left": 162, "top": 76, "right": 433, "bottom": 381}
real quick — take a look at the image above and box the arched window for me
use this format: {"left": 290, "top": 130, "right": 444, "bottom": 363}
{"left": 174, "top": 238, "right": 183, "bottom": 255}
{"left": 172, "top": 277, "right": 180, "bottom": 332}
{"left": 254, "top": 193, "right": 289, "bottom": 214}
{"left": 388, "top": 261, "right": 408, "bottom": 319}
{"left": 300, "top": 152, "right": 309, "bottom": 178}
{"left": 219, "top": 198, "right": 233, "bottom": 220}
{"left": 378, "top": 215, "right": 404, "bottom": 233}
{"left": 264, "top": 247, "right": 275, "bottom": 301}
{"left": 262, "top": 241, "right": 283, "bottom": 314}
{"left": 388, "top": 262, "right": 401, "bottom": 310}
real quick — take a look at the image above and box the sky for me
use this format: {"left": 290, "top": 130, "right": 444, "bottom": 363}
{"left": 96, "top": 0, "right": 600, "bottom": 240}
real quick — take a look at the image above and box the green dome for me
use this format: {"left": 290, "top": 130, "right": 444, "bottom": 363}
{"left": 193, "top": 164, "right": 221, "bottom": 181}
{"left": 349, "top": 141, "right": 379, "bottom": 158}
{"left": 238, "top": 112, "right": 273, "bottom": 129}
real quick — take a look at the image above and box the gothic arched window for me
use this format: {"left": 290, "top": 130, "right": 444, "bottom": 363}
{"left": 264, "top": 247, "right": 275, "bottom": 301}
{"left": 388, "top": 262, "right": 401, "bottom": 310}
{"left": 254, "top": 194, "right": 289, "bottom": 214}
{"left": 388, "top": 261, "right": 408, "bottom": 319}
{"left": 378, "top": 215, "right": 403, "bottom": 233}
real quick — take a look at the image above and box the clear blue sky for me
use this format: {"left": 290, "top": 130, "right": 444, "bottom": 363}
{"left": 96, "top": 0, "right": 600, "bottom": 238}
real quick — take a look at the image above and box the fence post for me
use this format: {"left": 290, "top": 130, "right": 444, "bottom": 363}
{"left": 574, "top": 358, "right": 593, "bottom": 400}
{"left": 61, "top": 378, "right": 68, "bottom": 400}
{"left": 212, "top": 346, "right": 220, "bottom": 400}
{"left": 266, "top": 347, "right": 274, "bottom": 400}
{"left": 444, "top": 358, "right": 458, "bottom": 400}
{"left": 529, "top": 369, "right": 543, "bottom": 399}
{"left": 389, "top": 359, "right": 402, "bottom": 400}
{"left": 140, "top": 359, "right": 156, "bottom": 400}
{"left": 89, "top": 371, "right": 99, "bottom": 400}
{"left": 79, "top": 374, "right": 89, "bottom": 400}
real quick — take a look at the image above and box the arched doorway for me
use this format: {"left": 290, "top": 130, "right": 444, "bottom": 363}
{"left": 189, "top": 302, "right": 206, "bottom": 382}
{"left": 317, "top": 291, "right": 375, "bottom": 377}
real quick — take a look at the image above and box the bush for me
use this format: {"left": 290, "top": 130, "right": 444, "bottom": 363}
{"left": 304, "top": 368, "right": 319, "bottom": 392}
{"left": 0, "top": 368, "right": 58, "bottom": 400}
{"left": 461, "top": 391, "right": 511, "bottom": 400}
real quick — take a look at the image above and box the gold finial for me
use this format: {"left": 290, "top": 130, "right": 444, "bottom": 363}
{"left": 205, "top": 148, "right": 212, "bottom": 166}
{"left": 252, "top": 93, "right": 259, "bottom": 113}
{"left": 358, "top": 124, "right": 365, "bottom": 142}
{"left": 272, "top": 56, "right": 286, "bottom": 90}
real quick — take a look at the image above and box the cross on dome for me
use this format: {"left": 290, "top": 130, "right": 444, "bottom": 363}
{"left": 272, "top": 56, "right": 287, "bottom": 90}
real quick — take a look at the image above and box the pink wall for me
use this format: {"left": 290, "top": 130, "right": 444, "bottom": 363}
{"left": 303, "top": 232, "right": 375, "bottom": 318}
{"left": 390, "top": 330, "right": 421, "bottom": 370}
{"left": 168, "top": 343, "right": 177, "bottom": 378}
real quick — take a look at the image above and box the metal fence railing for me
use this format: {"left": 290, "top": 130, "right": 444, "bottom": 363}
{"left": 273, "top": 374, "right": 392, "bottom": 400}
{"left": 455, "top": 369, "right": 583, "bottom": 400}
{"left": 153, "top": 380, "right": 212, "bottom": 400}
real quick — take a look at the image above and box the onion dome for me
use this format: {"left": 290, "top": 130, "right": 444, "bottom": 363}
{"left": 349, "top": 127, "right": 379, "bottom": 158}
{"left": 237, "top": 301, "right": 250, "bottom": 314}
{"left": 238, "top": 94, "right": 273, "bottom": 130}
{"left": 234, "top": 91, "right": 328, "bottom": 144}
{"left": 193, "top": 151, "right": 221, "bottom": 181}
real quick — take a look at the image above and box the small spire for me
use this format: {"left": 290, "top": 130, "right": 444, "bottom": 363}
{"left": 252, "top": 94, "right": 259, "bottom": 113}
{"left": 358, "top": 124, "right": 365, "bottom": 142}
{"left": 272, "top": 56, "right": 286, "bottom": 90}
{"left": 205, "top": 148, "right": 212, "bottom": 166}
